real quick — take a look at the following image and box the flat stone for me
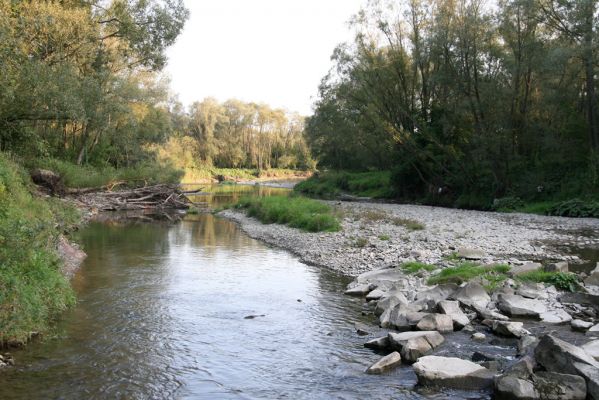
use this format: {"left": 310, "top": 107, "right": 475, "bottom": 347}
{"left": 413, "top": 356, "right": 494, "bottom": 390}
{"left": 388, "top": 331, "right": 445, "bottom": 362}
{"left": 416, "top": 314, "right": 454, "bottom": 332}
{"left": 516, "top": 283, "right": 548, "bottom": 300}
{"left": 472, "top": 332, "right": 486, "bottom": 341}
{"left": 497, "top": 294, "right": 546, "bottom": 318}
{"left": 518, "top": 336, "right": 539, "bottom": 357}
{"left": 493, "top": 320, "right": 530, "bottom": 338}
{"left": 364, "top": 336, "right": 389, "bottom": 350}
{"left": 533, "top": 371, "right": 587, "bottom": 400}
{"left": 452, "top": 282, "right": 491, "bottom": 309}
{"left": 582, "top": 340, "right": 599, "bottom": 361}
{"left": 534, "top": 335, "right": 599, "bottom": 377}
{"left": 545, "top": 261, "right": 569, "bottom": 273}
{"left": 510, "top": 262, "right": 543, "bottom": 276}
{"left": 374, "top": 293, "right": 408, "bottom": 316}
{"left": 572, "top": 361, "right": 599, "bottom": 400}
{"left": 559, "top": 293, "right": 599, "bottom": 312}
{"left": 415, "top": 284, "right": 458, "bottom": 303}
{"left": 437, "top": 300, "right": 462, "bottom": 315}
{"left": 365, "top": 351, "right": 402, "bottom": 374}
{"left": 457, "top": 247, "right": 485, "bottom": 260}
{"left": 474, "top": 305, "right": 509, "bottom": 321}
{"left": 366, "top": 289, "right": 385, "bottom": 301}
{"left": 355, "top": 268, "right": 406, "bottom": 286}
{"left": 504, "top": 356, "right": 535, "bottom": 379}
{"left": 450, "top": 313, "right": 471, "bottom": 330}
{"left": 494, "top": 375, "right": 539, "bottom": 400}
{"left": 540, "top": 309, "right": 572, "bottom": 325}
{"left": 345, "top": 283, "right": 374, "bottom": 297}
{"left": 572, "top": 319, "right": 594, "bottom": 332}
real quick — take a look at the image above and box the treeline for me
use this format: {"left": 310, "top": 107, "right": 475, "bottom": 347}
{"left": 0, "top": 0, "right": 188, "bottom": 181}
{"left": 157, "top": 98, "right": 315, "bottom": 173}
{"left": 306, "top": 0, "right": 599, "bottom": 208}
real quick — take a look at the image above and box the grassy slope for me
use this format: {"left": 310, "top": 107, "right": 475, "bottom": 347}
{"left": 181, "top": 166, "right": 310, "bottom": 184}
{"left": 0, "top": 154, "right": 78, "bottom": 344}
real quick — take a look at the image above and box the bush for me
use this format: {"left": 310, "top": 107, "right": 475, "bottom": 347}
{"left": 401, "top": 262, "right": 436, "bottom": 274}
{"left": 295, "top": 170, "right": 393, "bottom": 199}
{"left": 0, "top": 154, "right": 76, "bottom": 344}
{"left": 547, "top": 199, "right": 599, "bottom": 218}
{"left": 492, "top": 196, "right": 525, "bottom": 211}
{"left": 517, "top": 271, "right": 579, "bottom": 292}
{"left": 427, "top": 262, "right": 511, "bottom": 286}
{"left": 236, "top": 195, "right": 340, "bottom": 232}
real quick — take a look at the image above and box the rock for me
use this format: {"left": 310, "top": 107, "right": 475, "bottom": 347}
{"left": 413, "top": 356, "right": 494, "bottom": 390}
{"left": 437, "top": 300, "right": 461, "bottom": 314}
{"left": 452, "top": 282, "right": 491, "bottom": 309}
{"left": 374, "top": 293, "right": 408, "bottom": 316}
{"left": 559, "top": 293, "right": 599, "bottom": 312}
{"left": 588, "top": 324, "right": 599, "bottom": 336}
{"left": 493, "top": 320, "right": 530, "bottom": 338}
{"left": 388, "top": 331, "right": 444, "bottom": 363}
{"left": 365, "top": 351, "right": 402, "bottom": 374}
{"left": 572, "top": 361, "right": 599, "bottom": 400}
{"left": 450, "top": 313, "right": 471, "bottom": 330}
{"left": 366, "top": 289, "right": 385, "bottom": 301}
{"left": 534, "top": 334, "right": 599, "bottom": 377}
{"left": 582, "top": 340, "right": 599, "bottom": 361}
{"left": 416, "top": 314, "right": 454, "bottom": 332}
{"left": 31, "top": 168, "right": 64, "bottom": 195}
{"left": 545, "top": 261, "right": 569, "bottom": 273}
{"left": 497, "top": 294, "right": 546, "bottom": 318}
{"left": 474, "top": 305, "right": 510, "bottom": 321}
{"left": 345, "top": 283, "right": 375, "bottom": 297}
{"left": 355, "top": 268, "right": 406, "bottom": 287}
{"left": 364, "top": 336, "right": 390, "bottom": 350}
{"left": 472, "top": 332, "right": 486, "bottom": 341}
{"left": 586, "top": 271, "right": 599, "bottom": 287}
{"left": 517, "top": 335, "right": 539, "bottom": 357}
{"left": 355, "top": 322, "right": 371, "bottom": 336}
{"left": 572, "top": 319, "right": 594, "bottom": 332}
{"left": 381, "top": 303, "right": 428, "bottom": 331}
{"left": 472, "top": 351, "right": 496, "bottom": 362}
{"left": 510, "top": 262, "right": 543, "bottom": 276}
{"left": 516, "top": 283, "right": 549, "bottom": 300}
{"left": 505, "top": 356, "right": 536, "bottom": 379}
{"left": 494, "top": 375, "right": 539, "bottom": 400}
{"left": 57, "top": 235, "right": 87, "bottom": 278}
{"left": 533, "top": 371, "right": 587, "bottom": 400}
{"left": 457, "top": 247, "right": 485, "bottom": 260}
{"left": 415, "top": 284, "right": 458, "bottom": 304}
{"left": 540, "top": 309, "right": 572, "bottom": 325}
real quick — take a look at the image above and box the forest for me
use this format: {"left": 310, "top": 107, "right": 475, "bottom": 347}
{"left": 304, "top": 0, "right": 599, "bottom": 210}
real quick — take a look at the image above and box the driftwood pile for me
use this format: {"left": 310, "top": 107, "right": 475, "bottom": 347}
{"left": 73, "top": 184, "right": 195, "bottom": 211}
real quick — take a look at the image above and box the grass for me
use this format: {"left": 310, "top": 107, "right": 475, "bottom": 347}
{"left": 295, "top": 170, "right": 393, "bottom": 199}
{"left": 378, "top": 234, "right": 390, "bottom": 241}
{"left": 31, "top": 158, "right": 183, "bottom": 188}
{"left": 235, "top": 195, "right": 340, "bottom": 232}
{"left": 391, "top": 217, "right": 425, "bottom": 231}
{"left": 182, "top": 166, "right": 308, "bottom": 184}
{"left": 427, "top": 262, "right": 511, "bottom": 288}
{"left": 401, "top": 262, "right": 436, "bottom": 274}
{"left": 0, "top": 153, "right": 77, "bottom": 345}
{"left": 517, "top": 271, "right": 580, "bottom": 292}
{"left": 353, "top": 237, "right": 369, "bottom": 247}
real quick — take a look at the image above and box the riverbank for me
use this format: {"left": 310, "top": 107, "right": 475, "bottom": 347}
{"left": 220, "top": 201, "right": 599, "bottom": 277}
{"left": 181, "top": 166, "right": 312, "bottom": 184}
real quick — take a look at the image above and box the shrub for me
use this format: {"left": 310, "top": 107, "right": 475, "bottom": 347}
{"left": 428, "top": 262, "right": 511, "bottom": 286}
{"left": 401, "top": 262, "right": 436, "bottom": 274}
{"left": 547, "top": 199, "right": 599, "bottom": 218}
{"left": 517, "top": 271, "right": 579, "bottom": 292}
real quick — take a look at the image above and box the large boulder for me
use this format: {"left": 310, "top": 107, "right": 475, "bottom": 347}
{"left": 492, "top": 321, "right": 530, "bottom": 338}
{"left": 545, "top": 261, "right": 569, "bottom": 273}
{"left": 437, "top": 300, "right": 470, "bottom": 330}
{"left": 572, "top": 319, "right": 594, "bottom": 332}
{"left": 380, "top": 303, "right": 427, "bottom": 331}
{"left": 540, "top": 309, "right": 572, "bottom": 325}
{"left": 516, "top": 283, "right": 549, "bottom": 300}
{"left": 451, "top": 282, "right": 491, "bottom": 309}
{"left": 388, "top": 331, "right": 444, "bottom": 363}
{"left": 374, "top": 293, "right": 408, "bottom": 316}
{"left": 474, "top": 305, "right": 510, "bottom": 321}
{"left": 510, "top": 262, "right": 543, "bottom": 276}
{"left": 572, "top": 362, "right": 599, "bottom": 400}
{"left": 582, "top": 340, "right": 599, "bottom": 361}
{"left": 457, "top": 247, "right": 485, "bottom": 260}
{"left": 559, "top": 293, "right": 599, "bottom": 312}
{"left": 413, "top": 356, "right": 494, "bottom": 390}
{"left": 497, "top": 294, "right": 547, "bottom": 318}
{"left": 365, "top": 351, "right": 402, "bottom": 374}
{"left": 345, "top": 283, "right": 375, "bottom": 297}
{"left": 31, "top": 168, "right": 64, "bottom": 195}
{"left": 494, "top": 375, "right": 539, "bottom": 400}
{"left": 416, "top": 314, "right": 454, "bottom": 332}
{"left": 364, "top": 336, "right": 390, "bottom": 350}
{"left": 366, "top": 289, "right": 385, "bottom": 301}
{"left": 532, "top": 371, "right": 586, "bottom": 400}
{"left": 415, "top": 284, "right": 458, "bottom": 304}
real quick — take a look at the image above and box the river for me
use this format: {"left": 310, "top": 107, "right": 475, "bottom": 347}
{"left": 0, "top": 184, "right": 591, "bottom": 399}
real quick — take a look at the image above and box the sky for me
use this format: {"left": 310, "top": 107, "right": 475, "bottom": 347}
{"left": 165, "top": 0, "right": 365, "bottom": 115}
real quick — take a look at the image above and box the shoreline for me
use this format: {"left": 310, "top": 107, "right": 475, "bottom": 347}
{"left": 219, "top": 201, "right": 599, "bottom": 277}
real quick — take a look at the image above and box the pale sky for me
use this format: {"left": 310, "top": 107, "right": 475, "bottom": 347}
{"left": 165, "top": 0, "right": 365, "bottom": 115}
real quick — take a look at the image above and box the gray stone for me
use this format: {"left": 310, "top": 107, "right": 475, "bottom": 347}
{"left": 366, "top": 289, "right": 385, "bottom": 301}
{"left": 452, "top": 282, "right": 491, "bottom": 309}
{"left": 588, "top": 324, "right": 599, "bottom": 336}
{"left": 345, "top": 283, "right": 375, "bottom": 297}
{"left": 416, "top": 313, "right": 454, "bottom": 332}
{"left": 472, "top": 332, "right": 486, "bottom": 341}
{"left": 518, "top": 335, "right": 540, "bottom": 357}
{"left": 494, "top": 375, "right": 539, "bottom": 400}
{"left": 533, "top": 371, "right": 586, "bottom": 400}
{"left": 415, "top": 284, "right": 458, "bottom": 304}
{"left": 540, "top": 309, "right": 572, "bottom": 325}
{"left": 586, "top": 271, "right": 599, "bottom": 287}
{"left": 572, "top": 361, "right": 599, "bottom": 400}
{"left": 534, "top": 334, "right": 599, "bottom": 377}
{"left": 450, "top": 313, "right": 471, "bottom": 330}
{"left": 457, "top": 247, "right": 485, "bottom": 260}
{"left": 493, "top": 320, "right": 530, "bottom": 338}
{"left": 517, "top": 283, "right": 549, "bottom": 300}
{"left": 365, "top": 351, "right": 402, "bottom": 374}
{"left": 413, "top": 356, "right": 494, "bottom": 390}
{"left": 474, "top": 305, "right": 510, "bottom": 321}
{"left": 505, "top": 356, "right": 535, "bottom": 379}
{"left": 355, "top": 268, "right": 406, "bottom": 287}
{"left": 388, "top": 331, "right": 444, "bottom": 362}
{"left": 382, "top": 303, "right": 429, "bottom": 331}
{"left": 374, "top": 293, "right": 408, "bottom": 316}
{"left": 437, "top": 300, "right": 462, "bottom": 315}
{"left": 582, "top": 340, "right": 599, "bottom": 361}
{"left": 545, "top": 261, "right": 569, "bottom": 273}
{"left": 510, "top": 262, "right": 543, "bottom": 276}
{"left": 559, "top": 293, "right": 599, "bottom": 312}
{"left": 364, "top": 336, "right": 390, "bottom": 350}
{"left": 497, "top": 294, "right": 547, "bottom": 318}
{"left": 571, "top": 319, "right": 594, "bottom": 332}
{"left": 355, "top": 322, "right": 372, "bottom": 336}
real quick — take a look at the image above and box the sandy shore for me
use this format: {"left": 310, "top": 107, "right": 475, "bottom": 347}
{"left": 219, "top": 201, "right": 599, "bottom": 276}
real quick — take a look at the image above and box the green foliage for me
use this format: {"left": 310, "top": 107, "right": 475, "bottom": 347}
{"left": 0, "top": 154, "right": 75, "bottom": 344}
{"left": 401, "top": 262, "right": 436, "bottom": 274}
{"left": 378, "top": 234, "right": 390, "bottom": 241}
{"left": 517, "top": 271, "right": 579, "bottom": 292}
{"left": 353, "top": 237, "right": 369, "bottom": 248}
{"left": 235, "top": 195, "right": 340, "bottom": 232}
{"left": 427, "top": 263, "right": 511, "bottom": 287}
{"left": 492, "top": 197, "right": 526, "bottom": 212}
{"left": 295, "top": 171, "right": 393, "bottom": 199}
{"left": 546, "top": 199, "right": 599, "bottom": 218}
{"left": 391, "top": 217, "right": 425, "bottom": 231}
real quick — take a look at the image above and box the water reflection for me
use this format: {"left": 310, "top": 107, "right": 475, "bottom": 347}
{"left": 184, "top": 183, "right": 290, "bottom": 209}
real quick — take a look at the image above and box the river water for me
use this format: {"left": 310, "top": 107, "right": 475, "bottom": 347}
{"left": 0, "top": 184, "right": 594, "bottom": 399}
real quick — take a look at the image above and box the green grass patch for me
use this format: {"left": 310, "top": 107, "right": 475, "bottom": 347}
{"left": 392, "top": 217, "right": 425, "bottom": 231}
{"left": 31, "top": 158, "right": 183, "bottom": 189}
{"left": 0, "top": 154, "right": 77, "bottom": 344}
{"left": 378, "top": 234, "right": 390, "bottom": 241}
{"left": 427, "top": 262, "right": 511, "bottom": 288}
{"left": 235, "top": 195, "right": 340, "bottom": 232}
{"left": 295, "top": 170, "right": 393, "bottom": 199}
{"left": 401, "top": 262, "right": 436, "bottom": 274}
{"left": 517, "top": 271, "right": 579, "bottom": 292}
